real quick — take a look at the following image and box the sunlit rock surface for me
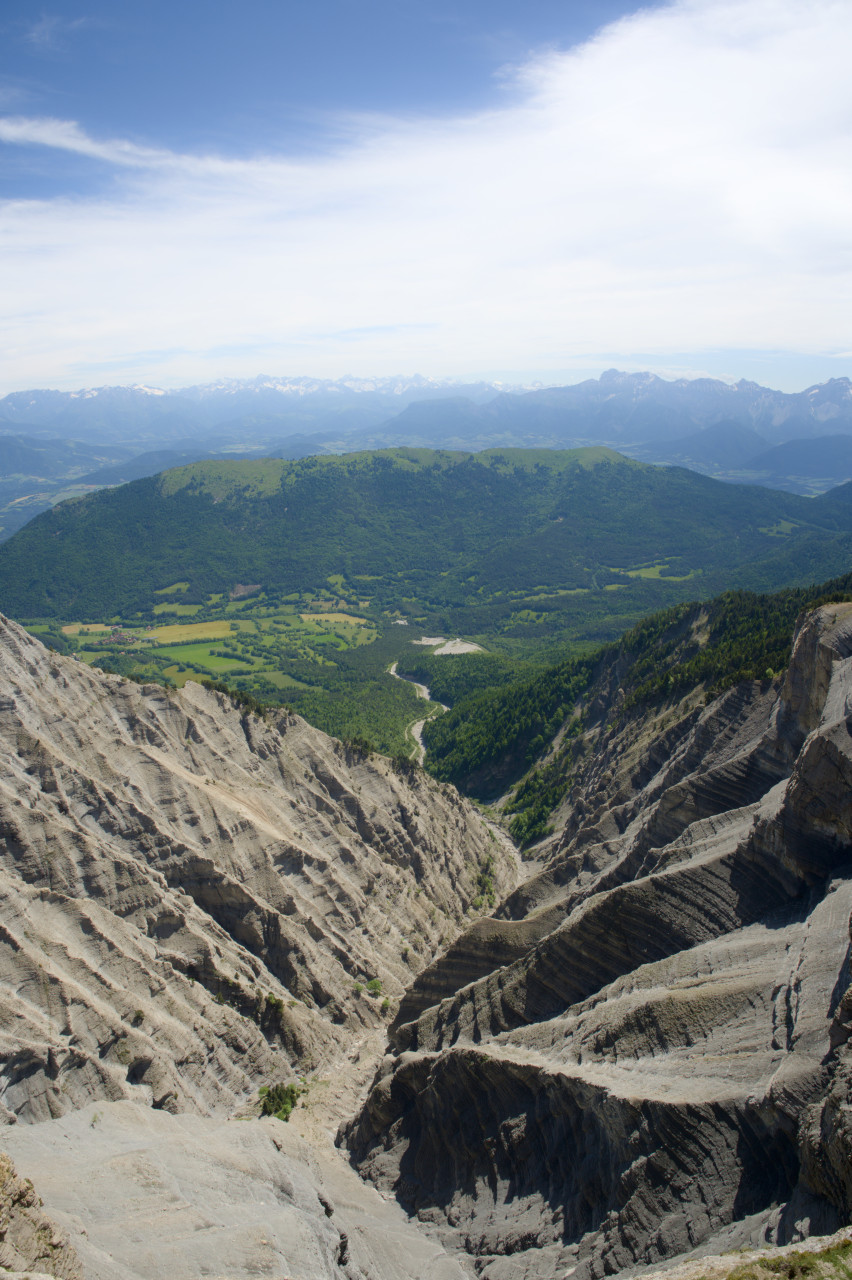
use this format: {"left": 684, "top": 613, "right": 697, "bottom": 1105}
{"left": 0, "top": 613, "right": 516, "bottom": 1122}
{"left": 345, "top": 603, "right": 852, "bottom": 1279}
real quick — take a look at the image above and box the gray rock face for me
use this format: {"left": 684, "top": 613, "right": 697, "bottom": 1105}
{"left": 0, "top": 1100, "right": 471, "bottom": 1280}
{"left": 0, "top": 1149, "right": 82, "bottom": 1278}
{"left": 345, "top": 603, "right": 852, "bottom": 1279}
{"left": 0, "top": 613, "right": 517, "bottom": 1123}
{"left": 9, "top": 601, "right": 852, "bottom": 1280}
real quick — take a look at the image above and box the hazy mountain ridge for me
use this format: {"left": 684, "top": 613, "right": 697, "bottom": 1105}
{"left": 4, "top": 371, "right": 852, "bottom": 544}
{"left": 622, "top": 423, "right": 852, "bottom": 495}
{"left": 4, "top": 371, "right": 851, "bottom": 447}
{"left": 0, "top": 376, "right": 507, "bottom": 444}
{"left": 0, "top": 435, "right": 132, "bottom": 480}
{"left": 511, "top": 370, "right": 852, "bottom": 442}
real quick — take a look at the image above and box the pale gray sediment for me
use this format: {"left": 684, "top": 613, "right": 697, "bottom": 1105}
{"left": 7, "top": 606, "right": 852, "bottom": 1278}
{"left": 346, "top": 604, "right": 852, "bottom": 1279}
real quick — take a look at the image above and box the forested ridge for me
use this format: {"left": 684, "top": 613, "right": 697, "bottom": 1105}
{"left": 7, "top": 447, "right": 852, "bottom": 761}
{"left": 422, "top": 569, "right": 852, "bottom": 827}
{"left": 2, "top": 449, "right": 852, "bottom": 643}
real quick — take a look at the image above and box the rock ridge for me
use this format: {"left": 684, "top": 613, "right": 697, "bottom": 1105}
{"left": 0, "top": 1150, "right": 82, "bottom": 1278}
{"left": 0, "top": 612, "right": 518, "bottom": 1123}
{"left": 344, "top": 602, "right": 852, "bottom": 1279}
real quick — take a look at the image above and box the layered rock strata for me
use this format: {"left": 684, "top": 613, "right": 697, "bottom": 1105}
{"left": 345, "top": 603, "right": 852, "bottom": 1279}
{"left": 0, "top": 613, "right": 516, "bottom": 1122}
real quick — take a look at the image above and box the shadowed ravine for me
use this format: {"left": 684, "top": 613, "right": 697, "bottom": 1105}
{"left": 388, "top": 660, "right": 448, "bottom": 765}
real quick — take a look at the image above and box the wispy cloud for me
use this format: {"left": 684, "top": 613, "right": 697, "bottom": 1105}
{"left": 1, "top": 0, "right": 851, "bottom": 392}
{"left": 22, "top": 12, "right": 90, "bottom": 53}
{"left": 0, "top": 116, "right": 177, "bottom": 167}
{"left": 23, "top": 14, "right": 89, "bottom": 52}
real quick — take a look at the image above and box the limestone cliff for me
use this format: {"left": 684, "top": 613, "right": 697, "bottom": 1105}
{"left": 345, "top": 603, "right": 852, "bottom": 1280}
{"left": 0, "top": 613, "right": 517, "bottom": 1123}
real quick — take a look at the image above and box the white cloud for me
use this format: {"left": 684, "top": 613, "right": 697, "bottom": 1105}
{"left": 1, "top": 0, "right": 851, "bottom": 392}
{"left": 0, "top": 116, "right": 177, "bottom": 167}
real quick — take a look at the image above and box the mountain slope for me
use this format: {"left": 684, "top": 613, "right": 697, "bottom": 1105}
{"left": 0, "top": 435, "right": 131, "bottom": 480}
{"left": 0, "top": 614, "right": 516, "bottom": 1123}
{"left": 0, "top": 435, "right": 136, "bottom": 544}
{"left": 744, "top": 435, "right": 852, "bottom": 493}
{"left": 622, "top": 430, "right": 852, "bottom": 496}
{"left": 626, "top": 420, "right": 770, "bottom": 470}
{"left": 344, "top": 602, "right": 852, "bottom": 1278}
{"left": 1, "top": 449, "right": 849, "bottom": 637}
{"left": 420, "top": 573, "right": 852, "bottom": 802}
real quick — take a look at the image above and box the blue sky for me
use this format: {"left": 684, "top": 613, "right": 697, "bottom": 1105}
{"left": 1, "top": 0, "right": 851, "bottom": 393}
{"left": 2, "top": 1, "right": 635, "bottom": 174}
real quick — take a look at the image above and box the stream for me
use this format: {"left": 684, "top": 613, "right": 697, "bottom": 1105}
{"left": 388, "top": 662, "right": 448, "bottom": 764}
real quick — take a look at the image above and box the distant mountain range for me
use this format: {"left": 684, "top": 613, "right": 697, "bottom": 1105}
{"left": 623, "top": 421, "right": 852, "bottom": 495}
{"left": 2, "top": 369, "right": 852, "bottom": 540}
{"left": 745, "top": 435, "right": 852, "bottom": 493}
{"left": 624, "top": 420, "right": 771, "bottom": 470}
{"left": 3, "top": 369, "right": 852, "bottom": 447}
{"left": 0, "top": 374, "right": 506, "bottom": 444}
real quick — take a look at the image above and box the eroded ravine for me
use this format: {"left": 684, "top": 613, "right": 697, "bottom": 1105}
{"left": 8, "top": 606, "right": 852, "bottom": 1279}
{"left": 345, "top": 604, "right": 852, "bottom": 1279}
{"left": 0, "top": 613, "right": 520, "bottom": 1279}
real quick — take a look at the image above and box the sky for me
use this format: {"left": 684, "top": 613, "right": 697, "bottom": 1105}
{"left": 1, "top": 0, "right": 851, "bottom": 395}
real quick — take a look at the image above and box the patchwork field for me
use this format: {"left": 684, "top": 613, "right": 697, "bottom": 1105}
{"left": 148, "top": 620, "right": 234, "bottom": 642}
{"left": 52, "top": 595, "right": 444, "bottom": 753}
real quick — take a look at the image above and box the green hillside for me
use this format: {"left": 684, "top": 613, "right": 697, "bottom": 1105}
{"left": 422, "top": 567, "right": 852, "bottom": 837}
{"left": 2, "top": 447, "right": 850, "bottom": 635}
{"left": 4, "top": 446, "right": 852, "bottom": 755}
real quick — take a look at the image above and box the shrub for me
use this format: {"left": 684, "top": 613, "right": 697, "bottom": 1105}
{"left": 259, "top": 1081, "right": 304, "bottom": 1122}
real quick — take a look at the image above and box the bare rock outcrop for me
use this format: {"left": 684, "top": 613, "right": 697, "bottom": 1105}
{"left": 0, "top": 1099, "right": 470, "bottom": 1280}
{"left": 344, "top": 603, "right": 852, "bottom": 1279}
{"left": 0, "top": 1149, "right": 82, "bottom": 1278}
{"left": 0, "top": 613, "right": 517, "bottom": 1122}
